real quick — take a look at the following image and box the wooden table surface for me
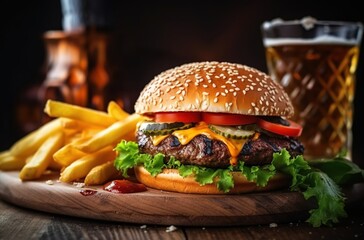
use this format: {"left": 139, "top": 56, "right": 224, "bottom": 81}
{"left": 1, "top": 197, "right": 363, "bottom": 240}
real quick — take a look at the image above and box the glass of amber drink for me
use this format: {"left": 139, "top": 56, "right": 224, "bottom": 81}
{"left": 261, "top": 17, "right": 363, "bottom": 160}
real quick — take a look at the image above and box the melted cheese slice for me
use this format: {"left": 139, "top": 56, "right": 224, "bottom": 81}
{"left": 150, "top": 122, "right": 247, "bottom": 165}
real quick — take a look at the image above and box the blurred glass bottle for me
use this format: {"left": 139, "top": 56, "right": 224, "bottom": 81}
{"left": 38, "top": 0, "right": 114, "bottom": 118}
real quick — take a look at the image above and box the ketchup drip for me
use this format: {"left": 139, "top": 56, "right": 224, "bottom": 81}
{"left": 103, "top": 180, "right": 147, "bottom": 193}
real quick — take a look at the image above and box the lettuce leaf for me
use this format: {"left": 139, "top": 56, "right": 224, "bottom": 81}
{"left": 113, "top": 140, "right": 358, "bottom": 227}
{"left": 303, "top": 171, "right": 347, "bottom": 227}
{"left": 271, "top": 150, "right": 347, "bottom": 227}
{"left": 307, "top": 153, "right": 364, "bottom": 185}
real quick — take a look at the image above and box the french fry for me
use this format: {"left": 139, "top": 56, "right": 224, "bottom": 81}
{"left": 80, "top": 128, "right": 103, "bottom": 139}
{"left": 122, "top": 130, "right": 137, "bottom": 141}
{"left": 84, "top": 160, "right": 120, "bottom": 185}
{"left": 0, "top": 150, "right": 11, "bottom": 162}
{"left": 74, "top": 113, "right": 145, "bottom": 153}
{"left": 0, "top": 151, "right": 26, "bottom": 170}
{"left": 53, "top": 142, "right": 86, "bottom": 166}
{"left": 107, "top": 101, "right": 129, "bottom": 120}
{"left": 25, "top": 155, "right": 34, "bottom": 164}
{"left": 0, "top": 150, "right": 10, "bottom": 158}
{"left": 10, "top": 118, "right": 63, "bottom": 158}
{"left": 48, "top": 159, "right": 63, "bottom": 171}
{"left": 44, "top": 99, "right": 116, "bottom": 127}
{"left": 60, "top": 118, "right": 103, "bottom": 132}
{"left": 59, "top": 146, "right": 115, "bottom": 183}
{"left": 63, "top": 130, "right": 97, "bottom": 145}
{"left": 2, "top": 99, "right": 142, "bottom": 185}
{"left": 19, "top": 132, "right": 64, "bottom": 180}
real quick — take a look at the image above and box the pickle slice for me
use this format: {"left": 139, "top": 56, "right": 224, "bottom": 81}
{"left": 209, "top": 125, "right": 255, "bottom": 139}
{"left": 139, "top": 122, "right": 194, "bottom": 136}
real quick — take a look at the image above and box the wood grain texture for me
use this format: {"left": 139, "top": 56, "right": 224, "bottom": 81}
{"left": 0, "top": 200, "right": 185, "bottom": 240}
{"left": 1, "top": 199, "right": 364, "bottom": 240}
{"left": 0, "top": 171, "right": 363, "bottom": 228}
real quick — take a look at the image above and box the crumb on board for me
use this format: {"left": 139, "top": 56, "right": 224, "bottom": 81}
{"left": 166, "top": 225, "right": 177, "bottom": 232}
{"left": 73, "top": 182, "right": 85, "bottom": 188}
{"left": 45, "top": 180, "right": 54, "bottom": 185}
{"left": 269, "top": 223, "right": 278, "bottom": 228}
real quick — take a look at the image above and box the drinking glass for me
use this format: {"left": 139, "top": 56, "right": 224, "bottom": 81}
{"left": 261, "top": 17, "right": 363, "bottom": 160}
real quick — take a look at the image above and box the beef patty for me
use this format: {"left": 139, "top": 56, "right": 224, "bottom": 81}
{"left": 137, "top": 131, "right": 304, "bottom": 168}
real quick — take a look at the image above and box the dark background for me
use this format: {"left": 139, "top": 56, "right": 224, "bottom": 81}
{"left": 1, "top": 0, "right": 363, "bottom": 167}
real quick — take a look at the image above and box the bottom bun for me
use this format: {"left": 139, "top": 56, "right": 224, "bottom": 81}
{"left": 134, "top": 166, "right": 291, "bottom": 194}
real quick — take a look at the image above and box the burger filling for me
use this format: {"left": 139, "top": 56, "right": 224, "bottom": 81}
{"left": 137, "top": 130, "right": 304, "bottom": 168}
{"left": 114, "top": 115, "right": 305, "bottom": 193}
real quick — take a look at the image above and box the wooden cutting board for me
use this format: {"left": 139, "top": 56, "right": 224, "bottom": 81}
{"left": 0, "top": 170, "right": 363, "bottom": 227}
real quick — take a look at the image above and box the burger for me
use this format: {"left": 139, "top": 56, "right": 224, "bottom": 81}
{"left": 114, "top": 61, "right": 304, "bottom": 194}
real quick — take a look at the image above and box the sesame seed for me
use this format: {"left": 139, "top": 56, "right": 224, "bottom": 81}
{"left": 225, "top": 102, "right": 232, "bottom": 110}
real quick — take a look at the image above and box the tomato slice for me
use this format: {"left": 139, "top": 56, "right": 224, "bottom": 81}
{"left": 257, "top": 118, "right": 302, "bottom": 137}
{"left": 154, "top": 112, "right": 202, "bottom": 123}
{"left": 202, "top": 113, "right": 258, "bottom": 125}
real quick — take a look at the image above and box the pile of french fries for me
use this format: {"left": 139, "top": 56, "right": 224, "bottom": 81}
{"left": 0, "top": 99, "right": 146, "bottom": 185}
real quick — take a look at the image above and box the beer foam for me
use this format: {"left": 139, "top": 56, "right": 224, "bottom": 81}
{"left": 263, "top": 16, "right": 317, "bottom": 31}
{"left": 262, "top": 16, "right": 363, "bottom": 47}
{"left": 263, "top": 35, "right": 359, "bottom": 47}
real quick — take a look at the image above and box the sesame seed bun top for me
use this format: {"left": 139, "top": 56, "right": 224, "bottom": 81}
{"left": 134, "top": 61, "right": 294, "bottom": 117}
